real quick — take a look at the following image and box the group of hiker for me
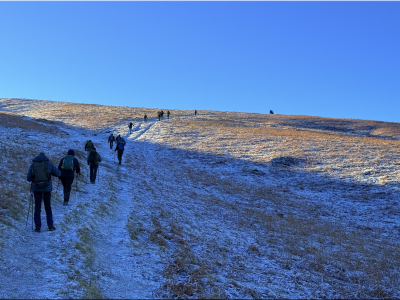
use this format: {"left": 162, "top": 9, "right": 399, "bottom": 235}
{"left": 26, "top": 110, "right": 200, "bottom": 233}
{"left": 27, "top": 133, "right": 127, "bottom": 233}
{"left": 156, "top": 110, "right": 171, "bottom": 121}
{"left": 144, "top": 109, "right": 198, "bottom": 122}
{"left": 27, "top": 150, "right": 79, "bottom": 232}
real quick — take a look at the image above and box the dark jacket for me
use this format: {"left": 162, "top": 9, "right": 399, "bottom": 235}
{"left": 115, "top": 138, "right": 126, "bottom": 151}
{"left": 58, "top": 149, "right": 81, "bottom": 178}
{"left": 27, "top": 154, "right": 61, "bottom": 192}
{"left": 85, "top": 141, "right": 94, "bottom": 151}
{"left": 87, "top": 149, "right": 102, "bottom": 166}
{"left": 108, "top": 134, "right": 115, "bottom": 142}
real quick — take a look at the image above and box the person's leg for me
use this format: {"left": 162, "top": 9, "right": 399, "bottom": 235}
{"left": 118, "top": 150, "right": 123, "bottom": 164}
{"left": 90, "top": 165, "right": 94, "bottom": 182}
{"left": 92, "top": 165, "right": 98, "bottom": 182}
{"left": 60, "top": 177, "right": 67, "bottom": 199}
{"left": 64, "top": 177, "right": 74, "bottom": 201}
{"left": 43, "top": 192, "right": 53, "bottom": 227}
{"left": 33, "top": 192, "right": 43, "bottom": 228}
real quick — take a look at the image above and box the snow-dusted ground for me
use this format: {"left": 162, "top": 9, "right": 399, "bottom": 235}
{"left": 0, "top": 98, "right": 399, "bottom": 298}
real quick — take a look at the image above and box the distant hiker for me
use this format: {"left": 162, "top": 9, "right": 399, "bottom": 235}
{"left": 108, "top": 133, "right": 115, "bottom": 149}
{"left": 270, "top": 110, "right": 274, "bottom": 115}
{"left": 84, "top": 140, "right": 94, "bottom": 159}
{"left": 58, "top": 149, "right": 81, "bottom": 206}
{"left": 144, "top": 114, "right": 148, "bottom": 122}
{"left": 87, "top": 147, "right": 102, "bottom": 184}
{"left": 161, "top": 111, "right": 164, "bottom": 119}
{"left": 157, "top": 111, "right": 161, "bottom": 121}
{"left": 129, "top": 122, "right": 133, "bottom": 134}
{"left": 115, "top": 137, "right": 126, "bottom": 165}
{"left": 195, "top": 110, "right": 197, "bottom": 116}
{"left": 167, "top": 111, "right": 170, "bottom": 119}
{"left": 27, "top": 152, "right": 61, "bottom": 232}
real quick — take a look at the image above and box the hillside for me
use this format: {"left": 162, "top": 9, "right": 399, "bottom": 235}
{"left": 0, "top": 98, "right": 399, "bottom": 298}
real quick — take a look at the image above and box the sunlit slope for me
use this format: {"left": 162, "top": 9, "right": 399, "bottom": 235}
{"left": 1, "top": 97, "right": 400, "bottom": 188}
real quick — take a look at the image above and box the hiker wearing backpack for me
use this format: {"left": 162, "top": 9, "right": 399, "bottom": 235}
{"left": 167, "top": 111, "right": 170, "bottom": 119}
{"left": 195, "top": 109, "right": 197, "bottom": 116}
{"left": 144, "top": 114, "right": 148, "bottom": 122}
{"left": 157, "top": 111, "right": 161, "bottom": 121}
{"left": 87, "top": 147, "right": 102, "bottom": 184}
{"left": 27, "top": 152, "right": 61, "bottom": 232}
{"left": 58, "top": 149, "right": 81, "bottom": 206}
{"left": 115, "top": 137, "right": 126, "bottom": 165}
{"left": 108, "top": 133, "right": 115, "bottom": 149}
{"left": 116, "top": 134, "right": 122, "bottom": 144}
{"left": 129, "top": 122, "right": 133, "bottom": 134}
{"left": 85, "top": 140, "right": 95, "bottom": 159}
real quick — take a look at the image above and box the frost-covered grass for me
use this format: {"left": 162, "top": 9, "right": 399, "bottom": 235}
{"left": 0, "top": 97, "right": 399, "bottom": 299}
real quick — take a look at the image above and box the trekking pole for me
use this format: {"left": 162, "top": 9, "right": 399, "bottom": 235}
{"left": 25, "top": 191, "right": 32, "bottom": 230}
{"left": 31, "top": 192, "right": 34, "bottom": 231}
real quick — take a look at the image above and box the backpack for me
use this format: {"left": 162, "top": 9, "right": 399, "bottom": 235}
{"left": 117, "top": 141, "right": 124, "bottom": 150}
{"left": 109, "top": 135, "right": 115, "bottom": 142}
{"left": 88, "top": 151, "right": 97, "bottom": 163}
{"left": 87, "top": 140, "right": 93, "bottom": 148}
{"left": 61, "top": 155, "right": 74, "bottom": 171}
{"left": 32, "top": 161, "right": 50, "bottom": 189}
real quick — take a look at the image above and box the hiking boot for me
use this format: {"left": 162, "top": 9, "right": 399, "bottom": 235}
{"left": 63, "top": 201, "right": 69, "bottom": 206}
{"left": 48, "top": 225, "right": 56, "bottom": 231}
{"left": 34, "top": 226, "right": 40, "bottom": 232}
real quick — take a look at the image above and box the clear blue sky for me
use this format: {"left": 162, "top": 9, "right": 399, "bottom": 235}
{"left": 0, "top": 2, "right": 399, "bottom": 122}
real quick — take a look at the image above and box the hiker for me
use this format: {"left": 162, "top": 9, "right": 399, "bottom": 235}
{"left": 108, "top": 133, "right": 115, "bottom": 149}
{"left": 144, "top": 114, "right": 148, "bottom": 122}
{"left": 167, "top": 111, "right": 170, "bottom": 119}
{"left": 84, "top": 140, "right": 94, "bottom": 159}
{"left": 87, "top": 147, "right": 102, "bottom": 184}
{"left": 27, "top": 152, "right": 61, "bottom": 232}
{"left": 58, "top": 149, "right": 81, "bottom": 206}
{"left": 195, "top": 110, "right": 197, "bottom": 116}
{"left": 161, "top": 111, "right": 164, "bottom": 119}
{"left": 116, "top": 134, "right": 122, "bottom": 144}
{"left": 129, "top": 122, "right": 133, "bottom": 134}
{"left": 270, "top": 110, "right": 274, "bottom": 114}
{"left": 115, "top": 136, "right": 126, "bottom": 165}
{"left": 157, "top": 111, "right": 161, "bottom": 121}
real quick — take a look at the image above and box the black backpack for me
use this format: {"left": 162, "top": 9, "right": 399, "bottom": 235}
{"left": 32, "top": 161, "right": 50, "bottom": 189}
{"left": 88, "top": 151, "right": 97, "bottom": 164}
{"left": 87, "top": 140, "right": 93, "bottom": 148}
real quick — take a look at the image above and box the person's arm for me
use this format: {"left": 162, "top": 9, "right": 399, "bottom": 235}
{"left": 27, "top": 164, "right": 33, "bottom": 182}
{"left": 58, "top": 158, "right": 63, "bottom": 171}
{"left": 74, "top": 158, "right": 81, "bottom": 174}
{"left": 50, "top": 162, "right": 61, "bottom": 178}
{"left": 84, "top": 142, "right": 87, "bottom": 151}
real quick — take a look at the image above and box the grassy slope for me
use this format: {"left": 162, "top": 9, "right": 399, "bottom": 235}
{"left": 1, "top": 98, "right": 399, "bottom": 298}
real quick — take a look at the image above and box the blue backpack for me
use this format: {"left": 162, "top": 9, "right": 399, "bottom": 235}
{"left": 117, "top": 140, "right": 125, "bottom": 150}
